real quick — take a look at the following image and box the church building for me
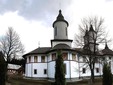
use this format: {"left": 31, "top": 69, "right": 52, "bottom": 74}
{"left": 23, "top": 10, "right": 113, "bottom": 80}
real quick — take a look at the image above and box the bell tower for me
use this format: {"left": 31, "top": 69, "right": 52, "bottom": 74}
{"left": 53, "top": 10, "right": 69, "bottom": 39}
{"left": 51, "top": 10, "right": 72, "bottom": 47}
{"left": 83, "top": 25, "right": 98, "bottom": 52}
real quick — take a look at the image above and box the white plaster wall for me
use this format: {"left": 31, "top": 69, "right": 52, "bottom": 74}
{"left": 48, "top": 61, "right": 55, "bottom": 78}
{"left": 25, "top": 63, "right": 47, "bottom": 78}
{"left": 32, "top": 63, "right": 47, "bottom": 78}
{"left": 71, "top": 61, "right": 79, "bottom": 78}
{"left": 64, "top": 61, "right": 70, "bottom": 78}
{"left": 95, "top": 63, "right": 102, "bottom": 76}
{"left": 111, "top": 57, "right": 113, "bottom": 74}
{"left": 54, "top": 21, "right": 68, "bottom": 39}
{"left": 48, "top": 61, "right": 72, "bottom": 79}
{"left": 79, "top": 63, "right": 91, "bottom": 77}
{"left": 78, "top": 62, "right": 103, "bottom": 77}
{"left": 26, "top": 63, "right": 32, "bottom": 77}
{"left": 31, "top": 56, "right": 34, "bottom": 62}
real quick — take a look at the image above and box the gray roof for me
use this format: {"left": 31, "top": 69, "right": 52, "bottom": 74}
{"left": 53, "top": 10, "right": 69, "bottom": 27}
{"left": 52, "top": 44, "right": 71, "bottom": 50}
{"left": 23, "top": 43, "right": 113, "bottom": 58}
{"left": 23, "top": 44, "right": 75, "bottom": 58}
{"left": 23, "top": 47, "right": 51, "bottom": 57}
{"left": 101, "top": 44, "right": 113, "bottom": 56}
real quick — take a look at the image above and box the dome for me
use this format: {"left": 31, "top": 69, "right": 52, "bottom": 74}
{"left": 53, "top": 10, "right": 69, "bottom": 27}
{"left": 52, "top": 44, "right": 71, "bottom": 50}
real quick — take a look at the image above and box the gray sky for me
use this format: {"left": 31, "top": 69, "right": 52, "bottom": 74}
{"left": 0, "top": 0, "right": 113, "bottom": 53}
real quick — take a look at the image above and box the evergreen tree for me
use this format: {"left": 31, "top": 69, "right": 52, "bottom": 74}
{"left": 0, "top": 52, "right": 6, "bottom": 85}
{"left": 102, "top": 63, "right": 112, "bottom": 85}
{"left": 54, "top": 51, "right": 66, "bottom": 85}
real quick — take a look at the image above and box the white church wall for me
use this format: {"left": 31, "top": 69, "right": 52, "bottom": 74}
{"left": 48, "top": 61, "right": 55, "bottom": 78}
{"left": 64, "top": 61, "right": 70, "bottom": 78}
{"left": 32, "top": 63, "right": 47, "bottom": 78}
{"left": 94, "top": 63, "right": 102, "bottom": 76}
{"left": 26, "top": 63, "right": 32, "bottom": 77}
{"left": 70, "top": 61, "right": 79, "bottom": 78}
{"left": 111, "top": 57, "right": 113, "bottom": 74}
{"left": 79, "top": 63, "right": 91, "bottom": 77}
{"left": 31, "top": 56, "right": 34, "bottom": 62}
{"left": 78, "top": 62, "right": 103, "bottom": 77}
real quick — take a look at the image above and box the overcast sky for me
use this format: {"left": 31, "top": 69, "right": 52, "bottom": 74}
{"left": 0, "top": 0, "right": 113, "bottom": 53}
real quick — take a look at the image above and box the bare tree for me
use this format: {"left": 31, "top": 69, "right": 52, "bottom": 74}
{"left": 75, "top": 16, "right": 111, "bottom": 84}
{"left": 75, "top": 16, "right": 107, "bottom": 48}
{"left": 0, "top": 27, "right": 24, "bottom": 63}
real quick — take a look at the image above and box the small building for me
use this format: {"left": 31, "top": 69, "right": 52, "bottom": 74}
{"left": 7, "top": 64, "right": 21, "bottom": 75}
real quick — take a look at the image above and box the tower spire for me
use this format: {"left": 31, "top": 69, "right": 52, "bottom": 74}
{"left": 53, "top": 10, "right": 68, "bottom": 27}
{"left": 89, "top": 24, "right": 94, "bottom": 31}
{"left": 105, "top": 42, "right": 109, "bottom": 49}
{"left": 52, "top": 10, "right": 69, "bottom": 39}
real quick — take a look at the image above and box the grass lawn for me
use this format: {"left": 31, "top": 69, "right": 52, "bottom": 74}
{"left": 7, "top": 75, "right": 106, "bottom": 85}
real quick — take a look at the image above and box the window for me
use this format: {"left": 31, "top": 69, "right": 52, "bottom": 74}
{"left": 41, "top": 56, "right": 45, "bottom": 62}
{"left": 103, "top": 57, "right": 105, "bottom": 60}
{"left": 55, "top": 27, "right": 57, "bottom": 36}
{"left": 44, "top": 69, "right": 47, "bottom": 74}
{"left": 82, "top": 68, "right": 86, "bottom": 73}
{"left": 29, "top": 56, "right": 31, "bottom": 63}
{"left": 96, "top": 68, "right": 99, "bottom": 73}
{"left": 95, "top": 58, "right": 98, "bottom": 63}
{"left": 72, "top": 54, "right": 76, "bottom": 60}
{"left": 83, "top": 57, "right": 86, "bottom": 62}
{"left": 62, "top": 53, "right": 68, "bottom": 60}
{"left": 109, "top": 57, "right": 111, "bottom": 60}
{"left": 52, "top": 53, "right": 56, "bottom": 60}
{"left": 66, "top": 27, "right": 67, "bottom": 36}
{"left": 64, "top": 64, "right": 66, "bottom": 74}
{"left": 34, "top": 56, "right": 37, "bottom": 62}
{"left": 109, "top": 61, "right": 111, "bottom": 66}
{"left": 34, "top": 69, "right": 37, "bottom": 74}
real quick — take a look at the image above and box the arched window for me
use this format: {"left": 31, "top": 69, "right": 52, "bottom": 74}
{"left": 55, "top": 27, "right": 57, "bottom": 36}
{"left": 34, "top": 56, "right": 37, "bottom": 63}
{"left": 52, "top": 53, "right": 56, "bottom": 60}
{"left": 41, "top": 56, "right": 45, "bottom": 62}
{"left": 29, "top": 56, "right": 31, "bottom": 63}
{"left": 62, "top": 53, "right": 68, "bottom": 60}
{"left": 72, "top": 54, "right": 76, "bottom": 60}
{"left": 65, "top": 27, "right": 67, "bottom": 36}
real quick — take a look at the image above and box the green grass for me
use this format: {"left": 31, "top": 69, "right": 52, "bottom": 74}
{"left": 8, "top": 75, "right": 104, "bottom": 85}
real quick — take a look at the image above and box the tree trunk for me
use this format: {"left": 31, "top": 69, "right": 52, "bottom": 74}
{"left": 91, "top": 69, "right": 94, "bottom": 83}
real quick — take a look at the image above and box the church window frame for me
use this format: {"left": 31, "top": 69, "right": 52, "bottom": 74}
{"left": 55, "top": 27, "right": 57, "bottom": 36}
{"left": 65, "top": 27, "right": 67, "bottom": 36}
{"left": 82, "top": 68, "right": 86, "bottom": 74}
{"left": 62, "top": 53, "right": 68, "bottom": 60}
{"left": 109, "top": 56, "right": 111, "bottom": 60}
{"left": 52, "top": 53, "right": 56, "bottom": 61}
{"left": 96, "top": 68, "right": 99, "bottom": 73}
{"left": 83, "top": 57, "right": 86, "bottom": 62}
{"left": 41, "top": 56, "right": 45, "bottom": 62}
{"left": 34, "top": 69, "right": 37, "bottom": 74}
{"left": 72, "top": 53, "right": 76, "bottom": 60}
{"left": 29, "top": 56, "right": 31, "bottom": 63}
{"left": 34, "top": 56, "right": 38, "bottom": 63}
{"left": 44, "top": 69, "right": 47, "bottom": 74}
